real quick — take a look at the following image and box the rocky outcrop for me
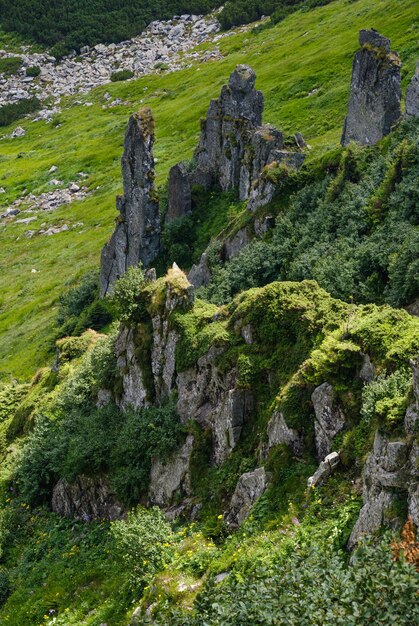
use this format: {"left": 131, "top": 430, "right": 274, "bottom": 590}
{"left": 225, "top": 467, "right": 267, "bottom": 528}
{"left": 307, "top": 451, "right": 340, "bottom": 488}
{"left": 177, "top": 347, "right": 254, "bottom": 465}
{"left": 311, "top": 383, "right": 346, "bottom": 461}
{"left": 406, "top": 63, "right": 419, "bottom": 117}
{"left": 51, "top": 475, "right": 124, "bottom": 521}
{"left": 341, "top": 30, "right": 402, "bottom": 146}
{"left": 169, "top": 65, "right": 305, "bottom": 217}
{"left": 116, "top": 325, "right": 151, "bottom": 410}
{"left": 100, "top": 108, "right": 160, "bottom": 296}
{"left": 265, "top": 410, "right": 301, "bottom": 456}
{"left": 166, "top": 162, "right": 192, "bottom": 223}
{"left": 149, "top": 434, "right": 194, "bottom": 507}
{"left": 348, "top": 357, "right": 419, "bottom": 548}
{"left": 192, "top": 64, "right": 264, "bottom": 191}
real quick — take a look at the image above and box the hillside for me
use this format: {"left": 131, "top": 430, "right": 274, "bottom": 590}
{"left": 0, "top": 0, "right": 418, "bottom": 379}
{"left": 0, "top": 0, "right": 418, "bottom": 624}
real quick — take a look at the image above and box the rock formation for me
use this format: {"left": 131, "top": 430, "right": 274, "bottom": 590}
{"left": 225, "top": 467, "right": 267, "bottom": 528}
{"left": 311, "top": 382, "right": 346, "bottom": 461}
{"left": 51, "top": 475, "right": 124, "bottom": 521}
{"left": 348, "top": 357, "right": 419, "bottom": 548}
{"left": 406, "top": 62, "right": 419, "bottom": 117}
{"left": 148, "top": 434, "right": 194, "bottom": 507}
{"left": 165, "top": 64, "right": 305, "bottom": 224}
{"left": 100, "top": 108, "right": 160, "bottom": 296}
{"left": 166, "top": 162, "right": 192, "bottom": 223}
{"left": 341, "top": 30, "right": 402, "bottom": 146}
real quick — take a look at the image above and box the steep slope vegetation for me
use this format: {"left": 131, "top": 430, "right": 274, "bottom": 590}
{"left": 0, "top": 0, "right": 417, "bottom": 378}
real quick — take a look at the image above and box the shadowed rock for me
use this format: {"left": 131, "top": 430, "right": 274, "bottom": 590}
{"left": 341, "top": 29, "right": 401, "bottom": 146}
{"left": 100, "top": 108, "right": 160, "bottom": 296}
{"left": 406, "top": 62, "right": 419, "bottom": 117}
{"left": 166, "top": 162, "right": 192, "bottom": 223}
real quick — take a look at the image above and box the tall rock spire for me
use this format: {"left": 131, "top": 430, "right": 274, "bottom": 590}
{"left": 100, "top": 108, "right": 160, "bottom": 297}
{"left": 341, "top": 30, "right": 401, "bottom": 146}
{"left": 406, "top": 62, "right": 419, "bottom": 117}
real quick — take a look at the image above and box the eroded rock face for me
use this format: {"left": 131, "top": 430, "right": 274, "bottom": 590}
{"left": 349, "top": 357, "right": 419, "bottom": 548}
{"left": 192, "top": 64, "right": 263, "bottom": 192}
{"left": 265, "top": 410, "right": 301, "bottom": 456}
{"left": 406, "top": 63, "right": 419, "bottom": 117}
{"left": 149, "top": 434, "right": 194, "bottom": 507}
{"left": 177, "top": 346, "right": 253, "bottom": 465}
{"left": 116, "top": 325, "right": 151, "bottom": 410}
{"left": 226, "top": 467, "right": 267, "bottom": 528}
{"left": 166, "top": 162, "right": 192, "bottom": 223}
{"left": 100, "top": 108, "right": 160, "bottom": 296}
{"left": 341, "top": 30, "right": 401, "bottom": 146}
{"left": 311, "top": 383, "right": 346, "bottom": 461}
{"left": 52, "top": 476, "right": 124, "bottom": 521}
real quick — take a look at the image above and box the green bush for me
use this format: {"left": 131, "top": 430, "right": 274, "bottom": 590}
{"left": 203, "top": 122, "right": 419, "bottom": 308}
{"left": 25, "top": 65, "right": 41, "bottom": 77}
{"left": 109, "top": 264, "right": 147, "bottom": 323}
{"left": 0, "top": 567, "right": 10, "bottom": 605}
{"left": 0, "top": 56, "right": 23, "bottom": 76}
{"left": 157, "top": 537, "right": 419, "bottom": 625}
{"left": 0, "top": 97, "right": 40, "bottom": 127}
{"left": 111, "top": 506, "right": 173, "bottom": 590}
{"left": 361, "top": 369, "right": 412, "bottom": 434}
{"left": 57, "top": 271, "right": 111, "bottom": 336}
{"left": 110, "top": 69, "right": 134, "bottom": 82}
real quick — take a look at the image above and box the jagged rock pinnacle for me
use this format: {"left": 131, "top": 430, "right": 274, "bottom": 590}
{"left": 341, "top": 29, "right": 402, "bottom": 146}
{"left": 100, "top": 107, "right": 160, "bottom": 297}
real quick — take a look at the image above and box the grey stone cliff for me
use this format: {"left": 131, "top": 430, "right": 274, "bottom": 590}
{"left": 406, "top": 62, "right": 419, "bottom": 117}
{"left": 348, "top": 357, "right": 419, "bottom": 548}
{"left": 52, "top": 476, "right": 124, "bottom": 521}
{"left": 341, "top": 30, "right": 401, "bottom": 146}
{"left": 100, "top": 108, "right": 160, "bottom": 296}
{"left": 166, "top": 162, "right": 192, "bottom": 223}
{"left": 225, "top": 467, "right": 267, "bottom": 528}
{"left": 311, "top": 382, "right": 346, "bottom": 461}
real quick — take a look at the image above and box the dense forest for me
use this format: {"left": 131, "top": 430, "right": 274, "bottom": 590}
{"left": 0, "top": 0, "right": 334, "bottom": 55}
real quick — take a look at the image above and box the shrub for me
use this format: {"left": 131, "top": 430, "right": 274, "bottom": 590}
{"left": 57, "top": 271, "right": 112, "bottom": 336}
{"left": 111, "top": 506, "right": 173, "bottom": 589}
{"left": 0, "top": 97, "right": 40, "bottom": 127}
{"left": 109, "top": 264, "right": 147, "bottom": 323}
{"left": 361, "top": 369, "right": 412, "bottom": 434}
{"left": 0, "top": 56, "right": 23, "bottom": 76}
{"left": 110, "top": 69, "right": 134, "bottom": 82}
{"left": 157, "top": 536, "right": 419, "bottom": 625}
{"left": 0, "top": 567, "right": 10, "bottom": 605}
{"left": 25, "top": 65, "right": 41, "bottom": 77}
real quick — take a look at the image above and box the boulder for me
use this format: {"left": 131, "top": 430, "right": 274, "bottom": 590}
{"left": 406, "top": 62, "right": 419, "bottom": 117}
{"left": 341, "top": 30, "right": 402, "bottom": 146}
{"left": 52, "top": 475, "right": 124, "bottom": 521}
{"left": 307, "top": 451, "right": 340, "bottom": 488}
{"left": 100, "top": 108, "right": 160, "bottom": 296}
{"left": 311, "top": 383, "right": 346, "bottom": 461}
{"left": 226, "top": 467, "right": 267, "bottom": 527}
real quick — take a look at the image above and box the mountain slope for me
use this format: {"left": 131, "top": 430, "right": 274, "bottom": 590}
{"left": 0, "top": 0, "right": 418, "bottom": 378}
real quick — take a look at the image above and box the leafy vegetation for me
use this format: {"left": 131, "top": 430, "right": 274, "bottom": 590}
{"left": 200, "top": 120, "right": 419, "bottom": 307}
{"left": 0, "top": 0, "right": 417, "bottom": 378}
{"left": 110, "top": 69, "right": 134, "bottom": 82}
{"left": 0, "top": 96, "right": 40, "bottom": 127}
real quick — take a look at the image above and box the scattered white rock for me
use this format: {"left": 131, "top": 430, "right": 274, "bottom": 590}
{"left": 11, "top": 126, "right": 26, "bottom": 138}
{"left": 49, "top": 165, "right": 58, "bottom": 173}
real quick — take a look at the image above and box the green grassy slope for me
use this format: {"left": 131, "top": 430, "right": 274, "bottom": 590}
{"left": 0, "top": 0, "right": 418, "bottom": 378}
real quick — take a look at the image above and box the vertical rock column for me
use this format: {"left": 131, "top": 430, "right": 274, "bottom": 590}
{"left": 341, "top": 29, "right": 402, "bottom": 146}
{"left": 100, "top": 107, "right": 160, "bottom": 296}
